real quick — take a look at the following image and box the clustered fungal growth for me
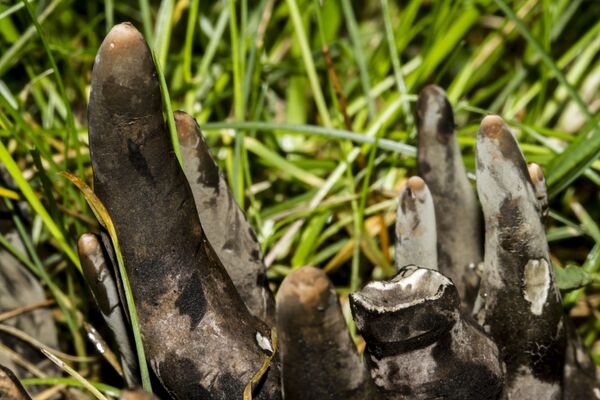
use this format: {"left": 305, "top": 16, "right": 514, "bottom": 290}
{"left": 1, "top": 22, "right": 598, "bottom": 400}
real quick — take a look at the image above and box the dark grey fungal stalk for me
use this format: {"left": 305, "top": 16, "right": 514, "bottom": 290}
{"left": 350, "top": 266, "right": 503, "bottom": 400}
{"left": 0, "top": 365, "right": 31, "bottom": 400}
{"left": 175, "top": 111, "right": 275, "bottom": 326}
{"left": 78, "top": 233, "right": 138, "bottom": 387}
{"left": 276, "top": 266, "right": 375, "bottom": 400}
{"left": 416, "top": 85, "right": 482, "bottom": 308}
{"left": 395, "top": 176, "right": 437, "bottom": 271}
{"left": 88, "top": 23, "right": 280, "bottom": 399}
{"left": 474, "top": 115, "right": 565, "bottom": 399}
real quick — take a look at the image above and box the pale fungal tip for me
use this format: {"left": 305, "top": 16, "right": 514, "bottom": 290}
{"left": 174, "top": 111, "right": 199, "bottom": 146}
{"left": 407, "top": 176, "right": 425, "bottom": 193}
{"left": 528, "top": 163, "right": 544, "bottom": 184}
{"left": 103, "top": 22, "right": 143, "bottom": 49}
{"left": 277, "top": 266, "right": 330, "bottom": 308}
{"left": 77, "top": 233, "right": 99, "bottom": 255}
{"left": 421, "top": 84, "right": 445, "bottom": 98}
{"left": 480, "top": 115, "right": 504, "bottom": 137}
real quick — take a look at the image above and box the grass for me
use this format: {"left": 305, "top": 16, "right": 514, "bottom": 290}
{"left": 0, "top": 0, "right": 599, "bottom": 396}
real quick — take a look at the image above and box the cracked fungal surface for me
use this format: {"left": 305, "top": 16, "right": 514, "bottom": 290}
{"left": 175, "top": 111, "right": 275, "bottom": 326}
{"left": 395, "top": 176, "right": 437, "bottom": 271}
{"left": 351, "top": 266, "right": 502, "bottom": 399}
{"left": 416, "top": 85, "right": 482, "bottom": 310}
{"left": 474, "top": 115, "right": 565, "bottom": 399}
{"left": 276, "top": 267, "right": 375, "bottom": 400}
{"left": 88, "top": 23, "right": 280, "bottom": 399}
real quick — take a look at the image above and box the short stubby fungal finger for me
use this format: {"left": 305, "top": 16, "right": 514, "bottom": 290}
{"left": 395, "top": 176, "right": 437, "bottom": 271}
{"left": 175, "top": 111, "right": 275, "bottom": 326}
{"left": 0, "top": 365, "right": 32, "bottom": 400}
{"left": 78, "top": 233, "right": 139, "bottom": 386}
{"left": 276, "top": 267, "right": 375, "bottom": 400}
{"left": 88, "top": 23, "right": 280, "bottom": 399}
{"left": 528, "top": 163, "right": 548, "bottom": 222}
{"left": 416, "top": 85, "right": 482, "bottom": 310}
{"left": 350, "top": 266, "right": 503, "bottom": 400}
{"left": 474, "top": 115, "right": 565, "bottom": 399}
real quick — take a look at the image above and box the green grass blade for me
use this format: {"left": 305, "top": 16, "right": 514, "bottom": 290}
{"left": 40, "top": 348, "right": 109, "bottom": 400}
{"left": 104, "top": 0, "right": 114, "bottom": 32}
{"left": 153, "top": 0, "right": 174, "bottom": 67}
{"left": 494, "top": 0, "right": 592, "bottom": 120}
{"left": 138, "top": 0, "right": 154, "bottom": 45}
{"left": 20, "top": 378, "right": 121, "bottom": 398}
{"left": 340, "top": 0, "right": 375, "bottom": 119}
{"left": 0, "top": 141, "right": 79, "bottom": 268}
{"left": 546, "top": 112, "right": 600, "bottom": 197}
{"left": 202, "top": 121, "right": 416, "bottom": 156}
{"left": 563, "top": 243, "right": 600, "bottom": 308}
{"left": 21, "top": 0, "right": 82, "bottom": 179}
{"left": 0, "top": 0, "right": 60, "bottom": 76}
{"left": 152, "top": 49, "right": 182, "bottom": 167}
{"left": 183, "top": 0, "right": 200, "bottom": 83}
{"left": 380, "top": 0, "right": 413, "bottom": 128}
{"left": 244, "top": 136, "right": 324, "bottom": 187}
{"left": 230, "top": 0, "right": 245, "bottom": 208}
{"left": 286, "top": 0, "right": 332, "bottom": 128}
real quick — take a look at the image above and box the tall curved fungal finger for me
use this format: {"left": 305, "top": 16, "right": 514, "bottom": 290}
{"left": 350, "top": 266, "right": 503, "bottom": 400}
{"left": 395, "top": 176, "right": 437, "bottom": 271}
{"left": 0, "top": 365, "right": 32, "bottom": 400}
{"left": 88, "top": 23, "right": 280, "bottom": 399}
{"left": 474, "top": 115, "right": 566, "bottom": 399}
{"left": 78, "top": 233, "right": 139, "bottom": 387}
{"left": 416, "top": 85, "right": 482, "bottom": 309}
{"left": 175, "top": 111, "right": 275, "bottom": 326}
{"left": 276, "top": 266, "right": 375, "bottom": 400}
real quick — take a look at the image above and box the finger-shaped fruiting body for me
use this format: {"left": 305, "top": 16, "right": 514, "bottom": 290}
{"left": 175, "top": 111, "right": 275, "bottom": 326}
{"left": 0, "top": 365, "right": 31, "bottom": 400}
{"left": 88, "top": 23, "right": 279, "bottom": 399}
{"left": 276, "top": 267, "right": 375, "bottom": 400}
{"left": 528, "top": 163, "right": 548, "bottom": 222}
{"left": 416, "top": 85, "right": 482, "bottom": 308}
{"left": 350, "top": 266, "right": 503, "bottom": 400}
{"left": 78, "top": 233, "right": 138, "bottom": 387}
{"left": 474, "top": 115, "right": 565, "bottom": 399}
{"left": 562, "top": 320, "right": 600, "bottom": 400}
{"left": 395, "top": 176, "right": 437, "bottom": 271}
